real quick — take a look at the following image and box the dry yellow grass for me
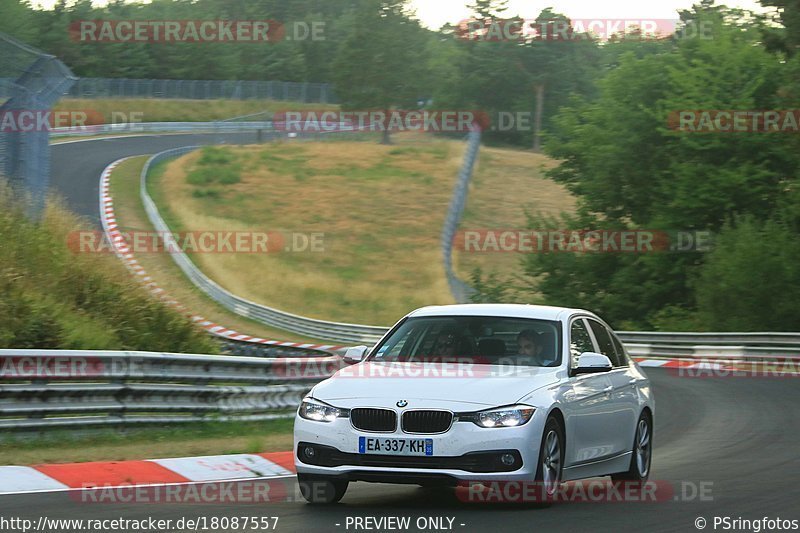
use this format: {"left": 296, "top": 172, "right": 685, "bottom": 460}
{"left": 54, "top": 98, "right": 336, "bottom": 124}
{"left": 454, "top": 147, "right": 576, "bottom": 284}
{"left": 158, "top": 138, "right": 461, "bottom": 325}
{"left": 154, "top": 136, "right": 576, "bottom": 325}
{"left": 109, "top": 156, "right": 329, "bottom": 344}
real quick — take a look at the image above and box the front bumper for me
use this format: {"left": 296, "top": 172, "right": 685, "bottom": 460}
{"left": 294, "top": 408, "right": 545, "bottom": 483}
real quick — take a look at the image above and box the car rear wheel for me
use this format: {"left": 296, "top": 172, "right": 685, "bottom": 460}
{"left": 297, "top": 473, "right": 349, "bottom": 504}
{"left": 611, "top": 411, "right": 652, "bottom": 485}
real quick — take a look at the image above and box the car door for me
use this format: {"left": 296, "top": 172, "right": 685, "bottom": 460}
{"left": 562, "top": 317, "right": 617, "bottom": 467}
{"left": 586, "top": 319, "right": 639, "bottom": 457}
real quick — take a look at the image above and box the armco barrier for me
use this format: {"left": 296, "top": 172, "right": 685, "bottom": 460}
{"left": 0, "top": 350, "right": 340, "bottom": 430}
{"left": 99, "top": 158, "right": 349, "bottom": 357}
{"left": 63, "top": 77, "right": 335, "bottom": 103}
{"left": 94, "top": 125, "right": 800, "bottom": 355}
{"left": 136, "top": 148, "right": 800, "bottom": 352}
{"left": 50, "top": 121, "right": 275, "bottom": 137}
{"left": 2, "top": 344, "right": 797, "bottom": 432}
{"left": 137, "top": 144, "right": 389, "bottom": 346}
{"left": 441, "top": 127, "right": 481, "bottom": 303}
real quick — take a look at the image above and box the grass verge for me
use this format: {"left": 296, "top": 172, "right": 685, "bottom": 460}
{"left": 54, "top": 98, "right": 337, "bottom": 124}
{"left": 0, "top": 419, "right": 294, "bottom": 465}
{"left": 0, "top": 185, "right": 215, "bottom": 352}
{"left": 453, "top": 146, "right": 577, "bottom": 287}
{"left": 149, "top": 135, "right": 576, "bottom": 324}
{"left": 109, "top": 157, "right": 328, "bottom": 344}
{"left": 154, "top": 137, "right": 459, "bottom": 325}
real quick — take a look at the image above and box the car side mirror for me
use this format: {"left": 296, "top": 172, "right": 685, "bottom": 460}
{"left": 343, "top": 345, "right": 369, "bottom": 364}
{"left": 574, "top": 352, "right": 613, "bottom": 375}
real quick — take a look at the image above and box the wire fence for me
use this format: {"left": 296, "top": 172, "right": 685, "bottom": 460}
{"left": 0, "top": 32, "right": 75, "bottom": 217}
{"left": 47, "top": 77, "right": 336, "bottom": 103}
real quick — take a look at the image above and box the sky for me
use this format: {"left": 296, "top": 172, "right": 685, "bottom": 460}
{"left": 31, "top": 0, "right": 772, "bottom": 29}
{"left": 410, "top": 0, "right": 769, "bottom": 29}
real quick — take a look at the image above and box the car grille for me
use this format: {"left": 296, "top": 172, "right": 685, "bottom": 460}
{"left": 402, "top": 410, "right": 453, "bottom": 434}
{"left": 350, "top": 408, "right": 397, "bottom": 432}
{"left": 297, "top": 443, "right": 523, "bottom": 473}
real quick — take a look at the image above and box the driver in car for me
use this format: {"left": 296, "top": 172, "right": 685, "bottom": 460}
{"left": 516, "top": 329, "right": 558, "bottom": 367}
{"left": 432, "top": 328, "right": 460, "bottom": 356}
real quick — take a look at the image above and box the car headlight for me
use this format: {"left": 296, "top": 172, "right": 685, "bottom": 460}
{"left": 459, "top": 404, "right": 535, "bottom": 428}
{"left": 298, "top": 398, "right": 348, "bottom": 423}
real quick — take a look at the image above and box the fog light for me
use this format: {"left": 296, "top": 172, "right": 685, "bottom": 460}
{"left": 304, "top": 446, "right": 315, "bottom": 458}
{"left": 500, "top": 453, "right": 515, "bottom": 466}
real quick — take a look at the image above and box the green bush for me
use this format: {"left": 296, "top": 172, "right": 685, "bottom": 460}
{"left": 694, "top": 217, "right": 800, "bottom": 331}
{"left": 198, "top": 146, "right": 235, "bottom": 165}
{"left": 192, "top": 189, "right": 221, "bottom": 199}
{"left": 187, "top": 146, "right": 241, "bottom": 186}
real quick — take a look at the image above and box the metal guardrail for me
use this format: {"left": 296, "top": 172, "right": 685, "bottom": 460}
{"left": 139, "top": 143, "right": 389, "bottom": 346}
{"left": 442, "top": 128, "right": 481, "bottom": 303}
{"left": 625, "top": 344, "right": 800, "bottom": 360}
{"left": 71, "top": 78, "right": 335, "bottom": 102}
{"left": 134, "top": 126, "right": 487, "bottom": 344}
{"left": 1, "top": 77, "right": 336, "bottom": 103}
{"left": 620, "top": 332, "right": 800, "bottom": 361}
{"left": 0, "top": 350, "right": 340, "bottom": 430}
{"left": 617, "top": 331, "right": 800, "bottom": 347}
{"left": 1, "top": 341, "right": 796, "bottom": 431}
{"left": 50, "top": 121, "right": 276, "bottom": 137}
{"left": 132, "top": 132, "right": 800, "bottom": 352}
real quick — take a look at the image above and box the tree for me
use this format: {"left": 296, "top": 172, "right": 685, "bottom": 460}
{"left": 520, "top": 9, "right": 602, "bottom": 151}
{"left": 0, "top": 0, "right": 37, "bottom": 44}
{"left": 332, "top": 0, "right": 429, "bottom": 144}
{"left": 695, "top": 217, "right": 800, "bottom": 330}
{"left": 520, "top": 5, "right": 796, "bottom": 329}
{"left": 467, "top": 0, "right": 508, "bottom": 20}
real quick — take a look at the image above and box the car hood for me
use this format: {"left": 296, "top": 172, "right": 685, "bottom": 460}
{"left": 310, "top": 361, "right": 561, "bottom": 409}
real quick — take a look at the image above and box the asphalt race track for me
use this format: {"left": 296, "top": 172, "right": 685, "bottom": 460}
{"left": 2, "top": 370, "right": 798, "bottom": 532}
{"left": 50, "top": 132, "right": 260, "bottom": 224}
{"left": 9, "top": 135, "right": 796, "bottom": 532}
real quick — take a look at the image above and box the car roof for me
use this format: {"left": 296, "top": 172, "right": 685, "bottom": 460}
{"left": 407, "top": 303, "right": 591, "bottom": 322}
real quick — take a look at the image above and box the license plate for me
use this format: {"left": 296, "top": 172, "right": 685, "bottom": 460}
{"left": 358, "top": 436, "right": 433, "bottom": 456}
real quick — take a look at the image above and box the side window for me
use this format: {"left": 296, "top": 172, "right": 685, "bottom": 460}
{"left": 569, "top": 320, "right": 595, "bottom": 369}
{"left": 587, "top": 320, "right": 622, "bottom": 367}
{"left": 610, "top": 333, "right": 629, "bottom": 366}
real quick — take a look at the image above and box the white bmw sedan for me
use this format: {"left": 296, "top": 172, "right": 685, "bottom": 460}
{"left": 293, "top": 304, "right": 654, "bottom": 504}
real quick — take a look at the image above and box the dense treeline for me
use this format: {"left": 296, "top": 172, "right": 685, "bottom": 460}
{"left": 514, "top": 2, "right": 800, "bottom": 331}
{"left": 3, "top": 0, "right": 798, "bottom": 331}
{"left": 1, "top": 0, "right": 602, "bottom": 144}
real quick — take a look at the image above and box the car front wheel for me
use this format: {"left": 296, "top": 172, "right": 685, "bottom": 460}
{"left": 297, "top": 473, "right": 349, "bottom": 504}
{"left": 534, "top": 416, "right": 564, "bottom": 503}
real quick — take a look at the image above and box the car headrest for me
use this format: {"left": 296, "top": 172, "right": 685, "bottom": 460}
{"left": 478, "top": 338, "right": 506, "bottom": 357}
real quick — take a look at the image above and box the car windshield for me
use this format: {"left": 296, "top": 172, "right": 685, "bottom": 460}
{"left": 369, "top": 316, "right": 562, "bottom": 368}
